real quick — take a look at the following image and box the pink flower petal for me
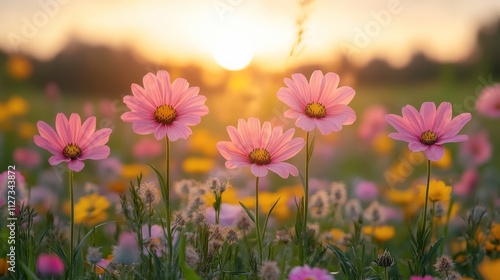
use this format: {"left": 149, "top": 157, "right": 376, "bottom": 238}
{"left": 80, "top": 145, "right": 110, "bottom": 160}
{"left": 49, "top": 155, "right": 69, "bottom": 166}
{"left": 35, "top": 121, "right": 64, "bottom": 149}
{"left": 309, "top": 70, "right": 324, "bottom": 102}
{"left": 271, "top": 137, "right": 305, "bottom": 162}
{"left": 77, "top": 116, "right": 96, "bottom": 146}
{"left": 420, "top": 102, "right": 436, "bottom": 131}
{"left": 439, "top": 113, "right": 472, "bottom": 139}
{"left": 251, "top": 164, "right": 269, "bottom": 177}
{"left": 425, "top": 145, "right": 445, "bottom": 161}
{"left": 325, "top": 86, "right": 355, "bottom": 107}
{"left": 409, "top": 141, "right": 427, "bottom": 152}
{"left": 432, "top": 102, "right": 451, "bottom": 132}
{"left": 385, "top": 114, "right": 418, "bottom": 137}
{"left": 55, "top": 113, "right": 71, "bottom": 144}
{"left": 68, "top": 160, "right": 85, "bottom": 172}
{"left": 295, "top": 116, "right": 316, "bottom": 132}
{"left": 266, "top": 162, "right": 298, "bottom": 178}
{"left": 402, "top": 105, "right": 424, "bottom": 133}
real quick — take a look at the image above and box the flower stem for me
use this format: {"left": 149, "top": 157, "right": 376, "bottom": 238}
{"left": 255, "top": 176, "right": 263, "bottom": 265}
{"left": 69, "top": 169, "right": 74, "bottom": 279}
{"left": 165, "top": 137, "right": 173, "bottom": 268}
{"left": 421, "top": 160, "right": 431, "bottom": 234}
{"left": 301, "top": 131, "right": 311, "bottom": 265}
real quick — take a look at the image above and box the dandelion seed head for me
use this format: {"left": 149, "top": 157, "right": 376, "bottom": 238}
{"left": 259, "top": 261, "right": 280, "bottom": 280}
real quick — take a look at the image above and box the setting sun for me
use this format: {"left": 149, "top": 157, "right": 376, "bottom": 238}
{"left": 212, "top": 30, "right": 254, "bottom": 71}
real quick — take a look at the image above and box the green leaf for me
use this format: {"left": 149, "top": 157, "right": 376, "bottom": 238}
{"left": 73, "top": 221, "right": 116, "bottom": 269}
{"left": 144, "top": 162, "right": 167, "bottom": 200}
{"left": 239, "top": 201, "right": 256, "bottom": 223}
{"left": 262, "top": 197, "right": 281, "bottom": 237}
{"left": 327, "top": 244, "right": 357, "bottom": 278}
{"left": 20, "top": 262, "right": 41, "bottom": 280}
{"left": 423, "top": 236, "right": 444, "bottom": 266}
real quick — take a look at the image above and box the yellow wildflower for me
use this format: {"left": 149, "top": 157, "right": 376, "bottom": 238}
{"left": 107, "top": 180, "right": 127, "bottom": 193}
{"left": 386, "top": 189, "right": 416, "bottom": 206}
{"left": 182, "top": 157, "right": 214, "bottom": 173}
{"left": 6, "top": 95, "right": 28, "bottom": 116}
{"left": 490, "top": 224, "right": 500, "bottom": 240}
{"left": 122, "top": 164, "right": 151, "bottom": 179}
{"left": 17, "top": 121, "right": 36, "bottom": 139}
{"left": 372, "top": 133, "right": 393, "bottom": 154}
{"left": 74, "top": 193, "right": 110, "bottom": 226}
{"left": 189, "top": 129, "right": 218, "bottom": 156}
{"left": 478, "top": 258, "right": 500, "bottom": 280}
{"left": 362, "top": 225, "right": 395, "bottom": 243}
{"left": 0, "top": 258, "right": 8, "bottom": 276}
{"left": 418, "top": 179, "right": 452, "bottom": 203}
{"left": 6, "top": 55, "right": 33, "bottom": 80}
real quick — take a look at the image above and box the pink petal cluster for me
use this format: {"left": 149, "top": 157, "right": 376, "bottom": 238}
{"left": 409, "top": 276, "right": 433, "bottom": 280}
{"left": 36, "top": 254, "right": 64, "bottom": 277}
{"left": 460, "top": 131, "right": 492, "bottom": 166}
{"left": 288, "top": 265, "right": 334, "bottom": 280}
{"left": 476, "top": 83, "right": 500, "bottom": 118}
{"left": 385, "top": 102, "right": 471, "bottom": 161}
{"left": 358, "top": 105, "right": 387, "bottom": 141}
{"left": 121, "top": 70, "right": 209, "bottom": 141}
{"left": 277, "top": 70, "right": 356, "bottom": 135}
{"left": 34, "top": 113, "right": 112, "bottom": 172}
{"left": 216, "top": 117, "right": 304, "bottom": 178}
{"left": 13, "top": 148, "right": 41, "bottom": 168}
{"left": 454, "top": 168, "right": 478, "bottom": 196}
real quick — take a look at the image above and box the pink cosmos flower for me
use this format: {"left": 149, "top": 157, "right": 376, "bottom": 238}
{"left": 121, "top": 70, "right": 209, "bottom": 141}
{"left": 358, "top": 105, "right": 387, "bottom": 141}
{"left": 36, "top": 254, "right": 64, "bottom": 277}
{"left": 385, "top": 102, "right": 471, "bottom": 161}
{"left": 288, "top": 265, "right": 334, "bottom": 280}
{"left": 13, "top": 147, "right": 41, "bottom": 168}
{"left": 277, "top": 70, "right": 356, "bottom": 135}
{"left": 460, "top": 131, "right": 492, "bottom": 166}
{"left": 34, "top": 113, "right": 112, "bottom": 172}
{"left": 354, "top": 180, "right": 378, "bottom": 201}
{"left": 454, "top": 168, "right": 478, "bottom": 196}
{"left": 477, "top": 83, "right": 500, "bottom": 118}
{"left": 133, "top": 138, "right": 163, "bottom": 159}
{"left": 216, "top": 117, "right": 304, "bottom": 178}
{"left": 409, "top": 276, "right": 433, "bottom": 280}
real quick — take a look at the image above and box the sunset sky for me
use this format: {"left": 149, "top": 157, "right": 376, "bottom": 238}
{"left": 1, "top": 0, "right": 500, "bottom": 71}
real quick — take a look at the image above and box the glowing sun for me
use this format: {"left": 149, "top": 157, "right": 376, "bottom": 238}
{"left": 212, "top": 31, "right": 254, "bottom": 71}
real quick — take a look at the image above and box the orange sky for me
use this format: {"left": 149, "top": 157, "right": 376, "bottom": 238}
{"left": 1, "top": 0, "right": 500, "bottom": 70}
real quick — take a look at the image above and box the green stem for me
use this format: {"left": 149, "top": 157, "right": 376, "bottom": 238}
{"left": 69, "top": 170, "right": 74, "bottom": 279}
{"left": 255, "top": 176, "right": 263, "bottom": 265}
{"left": 165, "top": 137, "right": 173, "bottom": 268}
{"left": 301, "top": 131, "right": 311, "bottom": 265}
{"left": 384, "top": 267, "right": 388, "bottom": 280}
{"left": 421, "top": 160, "right": 431, "bottom": 234}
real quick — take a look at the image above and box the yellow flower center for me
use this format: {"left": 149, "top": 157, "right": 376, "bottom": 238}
{"left": 420, "top": 130, "right": 438, "bottom": 145}
{"left": 63, "top": 143, "right": 82, "bottom": 160}
{"left": 305, "top": 102, "right": 327, "bottom": 118}
{"left": 154, "top": 105, "right": 177, "bottom": 125}
{"left": 248, "top": 148, "right": 271, "bottom": 165}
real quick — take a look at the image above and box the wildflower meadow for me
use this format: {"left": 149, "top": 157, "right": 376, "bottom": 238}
{"left": 1, "top": 1, "right": 500, "bottom": 280}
